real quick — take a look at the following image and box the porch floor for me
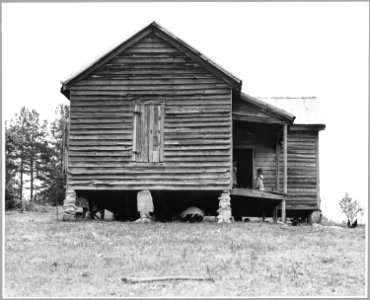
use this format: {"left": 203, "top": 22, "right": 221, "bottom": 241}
{"left": 231, "top": 188, "right": 286, "bottom": 201}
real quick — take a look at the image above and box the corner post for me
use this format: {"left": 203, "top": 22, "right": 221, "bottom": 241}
{"left": 282, "top": 124, "right": 288, "bottom": 222}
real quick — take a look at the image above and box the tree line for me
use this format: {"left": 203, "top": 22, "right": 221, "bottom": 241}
{"left": 5, "top": 104, "right": 69, "bottom": 210}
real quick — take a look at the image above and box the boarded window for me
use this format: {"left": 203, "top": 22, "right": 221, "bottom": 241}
{"left": 132, "top": 101, "right": 164, "bottom": 163}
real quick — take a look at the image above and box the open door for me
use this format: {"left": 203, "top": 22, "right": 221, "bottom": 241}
{"left": 233, "top": 148, "right": 254, "bottom": 188}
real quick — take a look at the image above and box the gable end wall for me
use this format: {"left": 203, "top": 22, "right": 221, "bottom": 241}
{"left": 67, "top": 33, "right": 232, "bottom": 191}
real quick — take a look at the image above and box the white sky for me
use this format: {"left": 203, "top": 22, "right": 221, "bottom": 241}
{"left": 2, "top": 3, "right": 369, "bottom": 222}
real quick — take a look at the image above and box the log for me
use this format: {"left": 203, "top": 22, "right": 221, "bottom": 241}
{"left": 121, "top": 276, "right": 215, "bottom": 284}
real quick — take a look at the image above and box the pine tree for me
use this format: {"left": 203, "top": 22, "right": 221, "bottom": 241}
{"left": 9, "top": 107, "right": 32, "bottom": 210}
{"left": 24, "top": 110, "right": 48, "bottom": 202}
{"left": 7, "top": 107, "right": 49, "bottom": 206}
{"left": 6, "top": 105, "right": 69, "bottom": 207}
{"left": 37, "top": 104, "right": 69, "bottom": 205}
{"left": 5, "top": 122, "right": 21, "bottom": 206}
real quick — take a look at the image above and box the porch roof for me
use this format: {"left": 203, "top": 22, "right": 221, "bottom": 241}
{"left": 256, "top": 96, "right": 325, "bottom": 126}
{"left": 232, "top": 92, "right": 296, "bottom": 124}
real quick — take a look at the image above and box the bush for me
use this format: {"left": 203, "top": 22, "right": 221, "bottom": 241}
{"left": 339, "top": 193, "right": 364, "bottom": 223}
{"left": 5, "top": 197, "right": 22, "bottom": 210}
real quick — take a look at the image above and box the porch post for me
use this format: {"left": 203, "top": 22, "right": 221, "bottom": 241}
{"left": 273, "top": 205, "right": 278, "bottom": 223}
{"left": 275, "top": 142, "right": 280, "bottom": 192}
{"left": 282, "top": 124, "right": 288, "bottom": 222}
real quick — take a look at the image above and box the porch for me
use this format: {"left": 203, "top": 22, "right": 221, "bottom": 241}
{"left": 231, "top": 188, "right": 286, "bottom": 223}
{"left": 232, "top": 92, "right": 295, "bottom": 222}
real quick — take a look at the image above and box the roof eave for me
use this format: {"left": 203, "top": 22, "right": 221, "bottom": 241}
{"left": 240, "top": 92, "right": 296, "bottom": 124}
{"left": 61, "top": 23, "right": 154, "bottom": 96}
{"left": 290, "top": 124, "right": 326, "bottom": 131}
{"left": 61, "top": 83, "right": 70, "bottom": 100}
{"left": 149, "top": 22, "right": 242, "bottom": 91}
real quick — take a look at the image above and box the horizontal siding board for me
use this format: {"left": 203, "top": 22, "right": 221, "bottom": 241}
{"left": 70, "top": 83, "right": 228, "bottom": 91}
{"left": 68, "top": 186, "right": 230, "bottom": 191}
{"left": 70, "top": 167, "right": 230, "bottom": 175}
{"left": 77, "top": 78, "right": 223, "bottom": 86}
{"left": 70, "top": 89, "right": 231, "bottom": 97}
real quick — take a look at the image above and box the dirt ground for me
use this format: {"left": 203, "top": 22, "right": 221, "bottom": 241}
{"left": 4, "top": 206, "right": 366, "bottom": 297}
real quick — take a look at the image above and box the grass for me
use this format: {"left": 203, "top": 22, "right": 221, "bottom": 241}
{"left": 4, "top": 206, "right": 366, "bottom": 297}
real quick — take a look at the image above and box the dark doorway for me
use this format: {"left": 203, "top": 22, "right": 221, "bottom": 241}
{"left": 233, "top": 148, "right": 254, "bottom": 188}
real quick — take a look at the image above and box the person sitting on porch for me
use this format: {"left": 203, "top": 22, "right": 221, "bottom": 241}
{"left": 254, "top": 168, "right": 265, "bottom": 191}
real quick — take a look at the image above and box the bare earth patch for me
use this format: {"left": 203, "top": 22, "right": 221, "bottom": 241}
{"left": 4, "top": 207, "right": 366, "bottom": 297}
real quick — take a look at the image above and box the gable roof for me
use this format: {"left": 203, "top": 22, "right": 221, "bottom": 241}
{"left": 257, "top": 97, "right": 325, "bottom": 128}
{"left": 61, "top": 22, "right": 242, "bottom": 99}
{"left": 233, "top": 92, "right": 296, "bottom": 124}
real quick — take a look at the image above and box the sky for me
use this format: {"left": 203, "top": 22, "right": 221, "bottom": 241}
{"left": 2, "top": 2, "right": 369, "bottom": 222}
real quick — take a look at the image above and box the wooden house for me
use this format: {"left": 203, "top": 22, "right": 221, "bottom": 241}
{"left": 60, "top": 22, "right": 325, "bottom": 221}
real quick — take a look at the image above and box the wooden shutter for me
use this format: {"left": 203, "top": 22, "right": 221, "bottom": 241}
{"left": 133, "top": 102, "right": 163, "bottom": 163}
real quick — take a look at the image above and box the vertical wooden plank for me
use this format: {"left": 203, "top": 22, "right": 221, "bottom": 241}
{"left": 132, "top": 104, "right": 138, "bottom": 162}
{"left": 138, "top": 104, "right": 144, "bottom": 162}
{"left": 143, "top": 105, "right": 150, "bottom": 162}
{"left": 229, "top": 92, "right": 233, "bottom": 189}
{"left": 153, "top": 105, "right": 160, "bottom": 163}
{"left": 148, "top": 105, "right": 154, "bottom": 162}
{"left": 282, "top": 124, "right": 288, "bottom": 222}
{"left": 63, "top": 119, "right": 70, "bottom": 185}
{"left": 316, "top": 134, "right": 321, "bottom": 209}
{"left": 275, "top": 141, "right": 280, "bottom": 192}
{"left": 252, "top": 148, "right": 255, "bottom": 186}
{"left": 159, "top": 103, "right": 164, "bottom": 162}
{"left": 62, "top": 121, "right": 66, "bottom": 173}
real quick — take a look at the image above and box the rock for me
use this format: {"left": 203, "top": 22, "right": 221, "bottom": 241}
{"left": 62, "top": 189, "right": 77, "bottom": 214}
{"left": 62, "top": 213, "right": 76, "bottom": 221}
{"left": 137, "top": 190, "right": 154, "bottom": 214}
{"left": 135, "top": 217, "right": 152, "bottom": 223}
{"left": 217, "top": 191, "right": 232, "bottom": 223}
{"left": 180, "top": 206, "right": 204, "bottom": 222}
{"left": 203, "top": 216, "right": 217, "bottom": 222}
{"left": 309, "top": 210, "right": 322, "bottom": 224}
{"left": 76, "top": 196, "right": 89, "bottom": 209}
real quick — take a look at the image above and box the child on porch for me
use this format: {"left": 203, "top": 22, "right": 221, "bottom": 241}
{"left": 254, "top": 168, "right": 265, "bottom": 191}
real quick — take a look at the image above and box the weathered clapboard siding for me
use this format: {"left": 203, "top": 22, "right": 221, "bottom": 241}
{"left": 68, "top": 33, "right": 232, "bottom": 190}
{"left": 278, "top": 128, "right": 319, "bottom": 210}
